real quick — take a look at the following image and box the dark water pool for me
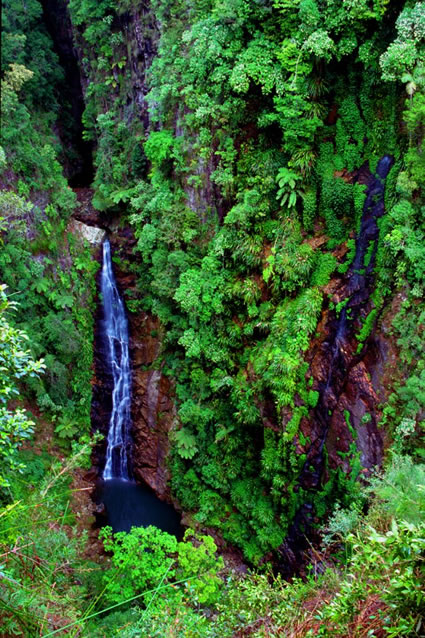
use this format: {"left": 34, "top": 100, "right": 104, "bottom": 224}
{"left": 96, "top": 478, "right": 181, "bottom": 537}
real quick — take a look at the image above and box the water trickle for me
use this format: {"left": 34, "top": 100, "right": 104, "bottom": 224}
{"left": 101, "top": 239, "right": 132, "bottom": 480}
{"left": 301, "top": 155, "right": 393, "bottom": 486}
{"left": 277, "top": 156, "right": 393, "bottom": 575}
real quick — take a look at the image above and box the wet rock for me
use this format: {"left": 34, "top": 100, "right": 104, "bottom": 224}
{"left": 72, "top": 187, "right": 112, "bottom": 229}
{"left": 303, "top": 156, "right": 393, "bottom": 486}
{"left": 94, "top": 502, "right": 106, "bottom": 515}
{"left": 131, "top": 367, "right": 174, "bottom": 498}
{"left": 325, "top": 360, "right": 382, "bottom": 472}
{"left": 280, "top": 157, "right": 394, "bottom": 571}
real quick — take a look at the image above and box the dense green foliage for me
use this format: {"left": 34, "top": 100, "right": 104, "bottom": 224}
{"left": 1, "top": 0, "right": 98, "bottom": 443}
{"left": 1, "top": 0, "right": 424, "bottom": 635}
{"left": 0, "top": 287, "right": 45, "bottom": 486}
{"left": 0, "top": 189, "right": 97, "bottom": 439}
{"left": 99, "top": 526, "right": 224, "bottom": 608}
{"left": 0, "top": 438, "right": 100, "bottom": 636}
{"left": 1, "top": 451, "right": 423, "bottom": 636}
{"left": 87, "top": 463, "right": 425, "bottom": 636}
{"left": 65, "top": 0, "right": 425, "bottom": 561}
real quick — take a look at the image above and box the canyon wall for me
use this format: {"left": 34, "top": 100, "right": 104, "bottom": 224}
{"left": 58, "top": 0, "right": 422, "bottom": 564}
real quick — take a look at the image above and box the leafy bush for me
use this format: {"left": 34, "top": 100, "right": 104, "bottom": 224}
{"left": 100, "top": 525, "right": 178, "bottom": 605}
{"left": 100, "top": 525, "right": 224, "bottom": 610}
{"left": 0, "top": 286, "right": 45, "bottom": 485}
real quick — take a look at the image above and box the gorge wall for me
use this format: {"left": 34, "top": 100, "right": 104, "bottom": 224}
{"left": 1, "top": 2, "right": 424, "bottom": 635}
{"left": 4, "top": 0, "right": 423, "bottom": 569}
{"left": 62, "top": 0, "right": 425, "bottom": 565}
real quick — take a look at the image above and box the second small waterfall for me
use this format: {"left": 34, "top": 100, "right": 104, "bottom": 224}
{"left": 101, "top": 239, "right": 132, "bottom": 480}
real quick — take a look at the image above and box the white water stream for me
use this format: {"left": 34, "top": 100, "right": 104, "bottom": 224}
{"left": 101, "top": 239, "right": 131, "bottom": 480}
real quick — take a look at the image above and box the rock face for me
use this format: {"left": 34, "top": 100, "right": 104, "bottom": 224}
{"left": 117, "top": 7, "right": 158, "bottom": 131}
{"left": 302, "top": 156, "right": 393, "bottom": 485}
{"left": 130, "top": 312, "right": 175, "bottom": 499}
{"left": 69, "top": 219, "right": 106, "bottom": 245}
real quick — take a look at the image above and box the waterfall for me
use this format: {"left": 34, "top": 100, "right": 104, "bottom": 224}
{"left": 96, "top": 239, "right": 181, "bottom": 535}
{"left": 101, "top": 239, "right": 132, "bottom": 480}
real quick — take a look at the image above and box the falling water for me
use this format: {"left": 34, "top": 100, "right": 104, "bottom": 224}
{"left": 101, "top": 239, "right": 132, "bottom": 480}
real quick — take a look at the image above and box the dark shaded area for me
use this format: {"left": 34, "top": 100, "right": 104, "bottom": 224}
{"left": 95, "top": 478, "right": 182, "bottom": 536}
{"left": 39, "top": 0, "right": 94, "bottom": 186}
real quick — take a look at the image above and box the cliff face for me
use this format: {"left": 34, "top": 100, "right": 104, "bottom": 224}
{"left": 301, "top": 159, "right": 394, "bottom": 487}
{"left": 117, "top": 6, "right": 158, "bottom": 132}
{"left": 130, "top": 311, "right": 175, "bottom": 499}
{"left": 59, "top": 0, "right": 424, "bottom": 564}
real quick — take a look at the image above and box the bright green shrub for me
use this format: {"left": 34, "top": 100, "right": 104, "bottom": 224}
{"left": 368, "top": 454, "right": 425, "bottom": 525}
{"left": 100, "top": 525, "right": 178, "bottom": 605}
{"left": 0, "top": 286, "right": 45, "bottom": 486}
{"left": 177, "top": 530, "right": 224, "bottom": 605}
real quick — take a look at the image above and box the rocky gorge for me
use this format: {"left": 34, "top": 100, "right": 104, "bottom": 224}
{"left": 1, "top": 0, "right": 424, "bottom": 633}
